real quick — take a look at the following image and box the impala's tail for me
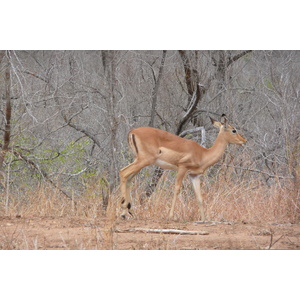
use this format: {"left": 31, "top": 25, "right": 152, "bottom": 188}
{"left": 128, "top": 133, "right": 139, "bottom": 156}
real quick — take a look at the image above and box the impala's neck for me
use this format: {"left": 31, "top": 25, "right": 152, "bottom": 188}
{"left": 201, "top": 131, "right": 228, "bottom": 171}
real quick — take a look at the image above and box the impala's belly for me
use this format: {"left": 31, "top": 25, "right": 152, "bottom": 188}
{"left": 154, "top": 159, "right": 178, "bottom": 170}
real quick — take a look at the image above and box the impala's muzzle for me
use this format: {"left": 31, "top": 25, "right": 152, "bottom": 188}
{"left": 238, "top": 134, "right": 247, "bottom": 145}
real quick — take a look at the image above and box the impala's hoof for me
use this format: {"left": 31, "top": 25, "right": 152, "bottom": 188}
{"left": 121, "top": 214, "right": 126, "bottom": 220}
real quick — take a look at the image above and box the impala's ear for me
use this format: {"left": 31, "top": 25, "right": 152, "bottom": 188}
{"left": 220, "top": 114, "right": 228, "bottom": 128}
{"left": 210, "top": 116, "right": 222, "bottom": 128}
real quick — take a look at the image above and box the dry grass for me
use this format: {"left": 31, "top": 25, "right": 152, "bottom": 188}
{"left": 130, "top": 173, "right": 300, "bottom": 224}
{"left": 1, "top": 174, "right": 299, "bottom": 223}
{"left": 0, "top": 174, "right": 299, "bottom": 249}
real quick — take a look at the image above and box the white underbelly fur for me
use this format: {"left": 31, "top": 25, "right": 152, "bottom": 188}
{"left": 154, "top": 159, "right": 178, "bottom": 170}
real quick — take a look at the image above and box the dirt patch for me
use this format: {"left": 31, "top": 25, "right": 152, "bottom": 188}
{"left": 0, "top": 216, "right": 299, "bottom": 250}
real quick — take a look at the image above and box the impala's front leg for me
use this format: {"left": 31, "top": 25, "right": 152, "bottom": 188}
{"left": 190, "top": 174, "right": 205, "bottom": 221}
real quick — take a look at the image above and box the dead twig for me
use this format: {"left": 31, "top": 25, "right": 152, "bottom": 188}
{"left": 267, "top": 234, "right": 285, "bottom": 250}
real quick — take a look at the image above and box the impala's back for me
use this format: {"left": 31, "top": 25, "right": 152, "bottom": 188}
{"left": 129, "top": 127, "right": 204, "bottom": 170}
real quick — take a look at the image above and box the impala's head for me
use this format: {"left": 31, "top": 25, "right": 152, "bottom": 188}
{"left": 210, "top": 114, "right": 247, "bottom": 145}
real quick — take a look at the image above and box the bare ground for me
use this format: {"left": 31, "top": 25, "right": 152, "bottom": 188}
{"left": 1, "top": 215, "right": 299, "bottom": 250}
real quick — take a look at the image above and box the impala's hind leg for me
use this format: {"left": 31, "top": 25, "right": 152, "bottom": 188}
{"left": 120, "top": 159, "right": 150, "bottom": 219}
{"left": 169, "top": 167, "right": 187, "bottom": 219}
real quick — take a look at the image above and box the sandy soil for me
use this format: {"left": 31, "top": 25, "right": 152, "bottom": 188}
{"left": 1, "top": 216, "right": 299, "bottom": 250}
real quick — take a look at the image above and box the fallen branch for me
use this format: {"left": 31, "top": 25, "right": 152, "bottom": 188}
{"left": 115, "top": 228, "right": 209, "bottom": 235}
{"left": 194, "top": 221, "right": 234, "bottom": 225}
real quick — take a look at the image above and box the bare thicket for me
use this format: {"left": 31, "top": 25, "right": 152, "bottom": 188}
{"left": 0, "top": 50, "right": 299, "bottom": 221}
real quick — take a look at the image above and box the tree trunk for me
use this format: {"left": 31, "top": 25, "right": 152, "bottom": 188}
{"left": 149, "top": 50, "right": 167, "bottom": 127}
{"left": 176, "top": 50, "right": 206, "bottom": 134}
{"left": 0, "top": 52, "right": 12, "bottom": 185}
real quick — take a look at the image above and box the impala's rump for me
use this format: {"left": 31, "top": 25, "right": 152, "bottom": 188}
{"left": 128, "top": 133, "right": 139, "bottom": 156}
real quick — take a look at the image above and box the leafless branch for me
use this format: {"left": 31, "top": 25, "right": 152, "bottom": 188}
{"left": 13, "top": 150, "right": 71, "bottom": 199}
{"left": 227, "top": 50, "right": 253, "bottom": 67}
{"left": 23, "top": 70, "right": 49, "bottom": 83}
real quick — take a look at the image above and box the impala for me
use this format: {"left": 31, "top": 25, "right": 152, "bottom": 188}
{"left": 119, "top": 114, "right": 246, "bottom": 220}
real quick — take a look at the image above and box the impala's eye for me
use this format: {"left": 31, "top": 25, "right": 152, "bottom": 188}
{"left": 232, "top": 129, "right": 237, "bottom": 134}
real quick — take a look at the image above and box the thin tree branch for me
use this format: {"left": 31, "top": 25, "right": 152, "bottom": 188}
{"left": 218, "top": 163, "right": 294, "bottom": 179}
{"left": 13, "top": 150, "right": 71, "bottom": 199}
{"left": 227, "top": 50, "right": 252, "bottom": 67}
{"left": 23, "top": 70, "right": 49, "bottom": 83}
